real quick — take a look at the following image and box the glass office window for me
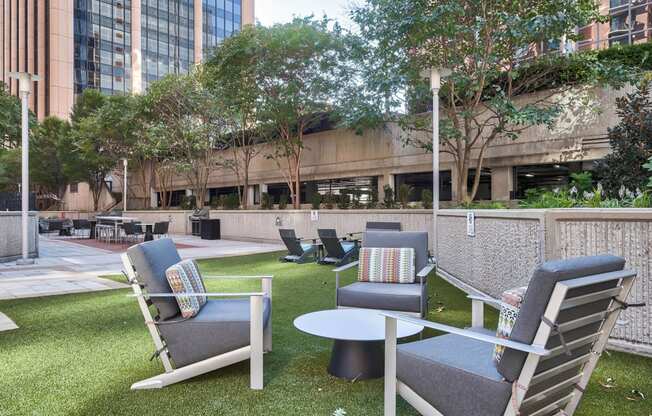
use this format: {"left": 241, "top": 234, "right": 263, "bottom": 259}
{"left": 203, "top": 0, "right": 243, "bottom": 58}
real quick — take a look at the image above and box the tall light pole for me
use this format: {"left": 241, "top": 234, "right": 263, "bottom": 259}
{"left": 9, "top": 72, "right": 39, "bottom": 265}
{"left": 430, "top": 68, "right": 450, "bottom": 265}
{"left": 122, "top": 158, "right": 128, "bottom": 212}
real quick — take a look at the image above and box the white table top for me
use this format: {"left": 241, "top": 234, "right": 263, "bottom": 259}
{"left": 293, "top": 308, "right": 423, "bottom": 341}
{"left": 95, "top": 216, "right": 137, "bottom": 222}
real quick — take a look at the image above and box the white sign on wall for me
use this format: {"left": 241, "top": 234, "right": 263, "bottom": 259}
{"left": 466, "top": 212, "right": 475, "bottom": 237}
{"left": 310, "top": 210, "right": 319, "bottom": 222}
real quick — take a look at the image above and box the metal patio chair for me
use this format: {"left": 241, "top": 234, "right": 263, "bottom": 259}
{"left": 333, "top": 231, "right": 434, "bottom": 318}
{"left": 383, "top": 255, "right": 638, "bottom": 416}
{"left": 121, "top": 238, "right": 273, "bottom": 390}
{"left": 317, "top": 229, "right": 359, "bottom": 266}
{"left": 278, "top": 229, "right": 317, "bottom": 263}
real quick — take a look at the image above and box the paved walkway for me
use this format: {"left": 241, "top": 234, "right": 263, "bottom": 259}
{"left": 0, "top": 235, "right": 283, "bottom": 301}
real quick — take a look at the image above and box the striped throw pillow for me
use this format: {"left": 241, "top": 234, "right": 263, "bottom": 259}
{"left": 165, "top": 259, "right": 207, "bottom": 319}
{"left": 493, "top": 286, "right": 528, "bottom": 364}
{"left": 358, "top": 247, "right": 415, "bottom": 283}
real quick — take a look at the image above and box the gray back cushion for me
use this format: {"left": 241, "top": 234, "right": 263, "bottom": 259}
{"left": 127, "top": 238, "right": 182, "bottom": 320}
{"left": 363, "top": 231, "right": 429, "bottom": 272}
{"left": 497, "top": 254, "right": 626, "bottom": 382}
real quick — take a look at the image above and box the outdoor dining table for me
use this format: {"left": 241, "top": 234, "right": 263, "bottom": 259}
{"left": 94, "top": 216, "right": 138, "bottom": 241}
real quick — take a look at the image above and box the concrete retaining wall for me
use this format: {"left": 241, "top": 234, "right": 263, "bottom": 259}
{"left": 0, "top": 212, "right": 39, "bottom": 262}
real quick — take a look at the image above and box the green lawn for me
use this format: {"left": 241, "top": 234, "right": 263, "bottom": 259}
{"left": 0, "top": 252, "right": 650, "bottom": 415}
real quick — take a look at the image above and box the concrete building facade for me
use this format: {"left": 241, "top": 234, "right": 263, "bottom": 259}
{"left": 0, "top": 0, "right": 255, "bottom": 119}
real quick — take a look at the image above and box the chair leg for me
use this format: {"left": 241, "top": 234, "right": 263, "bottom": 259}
{"left": 385, "top": 316, "right": 398, "bottom": 416}
{"left": 250, "top": 295, "right": 264, "bottom": 390}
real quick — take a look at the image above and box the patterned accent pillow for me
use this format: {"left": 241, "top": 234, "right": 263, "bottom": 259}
{"left": 493, "top": 286, "right": 528, "bottom": 364}
{"left": 357, "top": 247, "right": 415, "bottom": 284}
{"left": 165, "top": 259, "right": 207, "bottom": 319}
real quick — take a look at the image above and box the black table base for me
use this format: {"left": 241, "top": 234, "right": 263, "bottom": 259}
{"left": 328, "top": 339, "right": 384, "bottom": 380}
{"left": 144, "top": 224, "right": 153, "bottom": 241}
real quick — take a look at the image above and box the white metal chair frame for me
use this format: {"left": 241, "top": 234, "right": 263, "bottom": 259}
{"left": 384, "top": 268, "right": 637, "bottom": 416}
{"left": 121, "top": 253, "right": 273, "bottom": 390}
{"left": 333, "top": 260, "right": 436, "bottom": 318}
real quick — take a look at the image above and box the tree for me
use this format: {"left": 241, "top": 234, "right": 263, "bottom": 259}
{"left": 0, "top": 82, "right": 36, "bottom": 150}
{"left": 203, "top": 25, "right": 266, "bottom": 208}
{"left": 68, "top": 94, "right": 131, "bottom": 211}
{"left": 350, "top": 0, "right": 627, "bottom": 203}
{"left": 30, "top": 117, "right": 72, "bottom": 206}
{"left": 597, "top": 80, "right": 652, "bottom": 196}
{"left": 256, "top": 17, "right": 354, "bottom": 208}
{"left": 143, "top": 72, "right": 228, "bottom": 208}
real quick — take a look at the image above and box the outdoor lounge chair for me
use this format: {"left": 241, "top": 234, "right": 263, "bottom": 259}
{"left": 278, "top": 229, "right": 317, "bottom": 263}
{"left": 366, "top": 221, "right": 401, "bottom": 231}
{"left": 333, "top": 231, "right": 434, "bottom": 317}
{"left": 383, "top": 255, "right": 637, "bottom": 416}
{"left": 317, "top": 228, "right": 358, "bottom": 266}
{"left": 121, "top": 238, "right": 272, "bottom": 390}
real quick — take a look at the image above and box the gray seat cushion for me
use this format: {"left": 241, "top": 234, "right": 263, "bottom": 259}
{"left": 159, "top": 297, "right": 272, "bottom": 368}
{"left": 498, "top": 254, "right": 626, "bottom": 382}
{"left": 364, "top": 231, "right": 429, "bottom": 272}
{"left": 398, "top": 334, "right": 511, "bottom": 416}
{"left": 337, "top": 281, "right": 425, "bottom": 313}
{"left": 127, "top": 238, "right": 182, "bottom": 320}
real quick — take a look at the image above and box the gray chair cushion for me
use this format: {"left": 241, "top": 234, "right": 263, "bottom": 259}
{"left": 127, "top": 238, "right": 182, "bottom": 320}
{"left": 337, "top": 281, "right": 425, "bottom": 313}
{"left": 498, "top": 254, "right": 626, "bottom": 382}
{"left": 159, "top": 297, "right": 271, "bottom": 368}
{"left": 363, "top": 231, "right": 429, "bottom": 272}
{"left": 398, "top": 333, "right": 511, "bottom": 416}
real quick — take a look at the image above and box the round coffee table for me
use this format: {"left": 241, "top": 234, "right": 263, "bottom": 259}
{"left": 293, "top": 308, "right": 423, "bottom": 380}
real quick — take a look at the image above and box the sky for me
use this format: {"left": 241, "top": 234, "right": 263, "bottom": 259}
{"left": 255, "top": 0, "right": 355, "bottom": 28}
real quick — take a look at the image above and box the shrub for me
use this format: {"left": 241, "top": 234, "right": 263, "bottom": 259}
{"left": 323, "top": 192, "right": 335, "bottom": 209}
{"left": 310, "top": 193, "right": 322, "bottom": 209}
{"left": 278, "top": 194, "right": 288, "bottom": 210}
{"left": 218, "top": 194, "right": 228, "bottom": 209}
{"left": 397, "top": 184, "right": 413, "bottom": 208}
{"left": 209, "top": 196, "right": 221, "bottom": 209}
{"left": 519, "top": 188, "right": 576, "bottom": 208}
{"left": 260, "top": 192, "right": 273, "bottom": 210}
{"left": 223, "top": 193, "right": 240, "bottom": 209}
{"left": 570, "top": 172, "right": 593, "bottom": 195}
{"left": 382, "top": 185, "right": 395, "bottom": 208}
{"left": 180, "top": 195, "right": 197, "bottom": 210}
{"left": 421, "top": 189, "right": 433, "bottom": 209}
{"left": 337, "top": 193, "right": 350, "bottom": 209}
{"left": 367, "top": 188, "right": 379, "bottom": 209}
{"left": 459, "top": 200, "right": 508, "bottom": 209}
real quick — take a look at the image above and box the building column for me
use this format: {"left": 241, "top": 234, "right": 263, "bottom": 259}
{"left": 131, "top": 0, "right": 142, "bottom": 94}
{"left": 241, "top": 0, "right": 255, "bottom": 26}
{"left": 491, "top": 166, "right": 513, "bottom": 201}
{"left": 246, "top": 185, "right": 255, "bottom": 208}
{"left": 450, "top": 168, "right": 459, "bottom": 202}
{"left": 194, "top": 0, "right": 202, "bottom": 64}
{"left": 150, "top": 188, "right": 158, "bottom": 208}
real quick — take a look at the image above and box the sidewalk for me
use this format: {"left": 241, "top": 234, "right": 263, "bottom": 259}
{"left": 0, "top": 235, "right": 283, "bottom": 300}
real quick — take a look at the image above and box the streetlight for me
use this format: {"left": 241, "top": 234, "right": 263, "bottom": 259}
{"left": 430, "top": 67, "right": 450, "bottom": 266}
{"left": 122, "top": 158, "right": 128, "bottom": 212}
{"left": 9, "top": 72, "right": 39, "bottom": 265}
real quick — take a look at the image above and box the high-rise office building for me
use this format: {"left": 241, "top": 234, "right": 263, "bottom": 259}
{"left": 0, "top": 0, "right": 254, "bottom": 120}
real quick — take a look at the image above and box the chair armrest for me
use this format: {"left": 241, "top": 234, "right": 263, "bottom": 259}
{"left": 381, "top": 312, "right": 549, "bottom": 356}
{"left": 130, "top": 292, "right": 265, "bottom": 298}
{"left": 333, "top": 261, "right": 359, "bottom": 273}
{"left": 202, "top": 275, "right": 273, "bottom": 280}
{"left": 467, "top": 294, "right": 502, "bottom": 310}
{"left": 417, "top": 263, "right": 436, "bottom": 279}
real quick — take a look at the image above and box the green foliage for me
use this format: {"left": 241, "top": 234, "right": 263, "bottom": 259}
{"left": 0, "top": 148, "right": 20, "bottom": 191}
{"left": 209, "top": 196, "right": 221, "bottom": 208}
{"left": 337, "top": 193, "right": 350, "bottom": 209}
{"left": 260, "top": 192, "right": 273, "bottom": 210}
{"left": 519, "top": 181, "right": 652, "bottom": 208}
{"left": 421, "top": 189, "right": 433, "bottom": 209}
{"left": 30, "top": 117, "right": 73, "bottom": 202}
{"left": 349, "top": 0, "right": 624, "bottom": 203}
{"left": 458, "top": 200, "right": 509, "bottom": 209}
{"left": 570, "top": 171, "right": 594, "bottom": 195}
{"left": 397, "top": 184, "right": 413, "bottom": 208}
{"left": 597, "top": 41, "right": 652, "bottom": 70}
{"left": 367, "top": 188, "right": 379, "bottom": 209}
{"left": 223, "top": 193, "right": 240, "bottom": 210}
{"left": 70, "top": 89, "right": 106, "bottom": 124}
{"left": 0, "top": 82, "right": 36, "bottom": 149}
{"left": 645, "top": 157, "right": 652, "bottom": 188}
{"left": 323, "top": 192, "right": 336, "bottom": 209}
{"left": 179, "top": 195, "right": 197, "bottom": 210}
{"left": 278, "top": 194, "right": 288, "bottom": 210}
{"left": 382, "top": 185, "right": 395, "bottom": 208}
{"left": 310, "top": 193, "right": 322, "bottom": 209}
{"left": 597, "top": 80, "right": 652, "bottom": 197}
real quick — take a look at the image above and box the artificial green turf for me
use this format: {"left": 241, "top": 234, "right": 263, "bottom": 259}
{"left": 0, "top": 252, "right": 650, "bottom": 415}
